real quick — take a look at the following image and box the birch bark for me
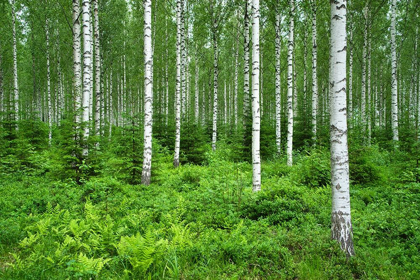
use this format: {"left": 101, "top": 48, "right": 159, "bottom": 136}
{"left": 252, "top": 0, "right": 261, "bottom": 191}
{"left": 141, "top": 0, "right": 153, "bottom": 186}
{"left": 391, "top": 0, "right": 399, "bottom": 143}
{"left": 330, "top": 0, "right": 355, "bottom": 257}
{"left": 287, "top": 0, "right": 294, "bottom": 166}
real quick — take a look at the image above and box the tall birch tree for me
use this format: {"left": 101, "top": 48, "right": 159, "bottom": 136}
{"left": 287, "top": 0, "right": 295, "bottom": 166}
{"left": 275, "top": 7, "right": 281, "bottom": 154}
{"left": 311, "top": 0, "right": 318, "bottom": 145}
{"left": 391, "top": 0, "right": 399, "bottom": 144}
{"left": 174, "top": 0, "right": 182, "bottom": 167}
{"left": 73, "top": 0, "right": 82, "bottom": 126}
{"left": 251, "top": 0, "right": 261, "bottom": 191}
{"left": 82, "top": 0, "right": 92, "bottom": 155}
{"left": 330, "top": 0, "right": 355, "bottom": 257}
{"left": 11, "top": 0, "right": 19, "bottom": 122}
{"left": 142, "top": 0, "right": 153, "bottom": 185}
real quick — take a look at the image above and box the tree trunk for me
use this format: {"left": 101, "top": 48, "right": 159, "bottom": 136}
{"left": 275, "top": 11, "right": 281, "bottom": 154}
{"left": 82, "top": 0, "right": 92, "bottom": 155}
{"left": 11, "top": 0, "right": 19, "bottom": 123}
{"left": 212, "top": 33, "right": 218, "bottom": 151}
{"left": 195, "top": 52, "right": 199, "bottom": 123}
{"left": 330, "top": 0, "right": 355, "bottom": 257}
{"left": 141, "top": 0, "right": 153, "bottom": 186}
{"left": 73, "top": 0, "right": 82, "bottom": 126}
{"left": 311, "top": 0, "right": 318, "bottom": 145}
{"left": 287, "top": 0, "right": 294, "bottom": 166}
{"left": 391, "top": 0, "right": 399, "bottom": 143}
{"left": 243, "top": 0, "right": 250, "bottom": 131}
{"left": 174, "top": 0, "right": 182, "bottom": 167}
{"left": 46, "top": 19, "right": 52, "bottom": 145}
{"left": 93, "top": 0, "right": 101, "bottom": 136}
{"left": 234, "top": 27, "right": 239, "bottom": 128}
{"left": 251, "top": 0, "right": 261, "bottom": 191}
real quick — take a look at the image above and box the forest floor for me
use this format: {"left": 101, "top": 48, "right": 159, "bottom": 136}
{"left": 0, "top": 145, "right": 419, "bottom": 279}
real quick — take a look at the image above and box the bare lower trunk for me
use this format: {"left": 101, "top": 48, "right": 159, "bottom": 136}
{"left": 174, "top": 0, "right": 182, "bottom": 167}
{"left": 82, "top": 0, "right": 92, "bottom": 155}
{"left": 93, "top": 0, "right": 101, "bottom": 136}
{"left": 275, "top": 12, "right": 281, "bottom": 154}
{"left": 141, "top": 0, "right": 153, "bottom": 186}
{"left": 251, "top": 0, "right": 261, "bottom": 191}
{"left": 243, "top": 0, "right": 250, "bottom": 130}
{"left": 311, "top": 0, "right": 318, "bottom": 145}
{"left": 287, "top": 0, "right": 294, "bottom": 166}
{"left": 11, "top": 0, "right": 19, "bottom": 123}
{"left": 391, "top": 0, "right": 399, "bottom": 144}
{"left": 330, "top": 0, "right": 355, "bottom": 257}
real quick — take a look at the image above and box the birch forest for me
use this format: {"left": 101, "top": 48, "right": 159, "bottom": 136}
{"left": 1, "top": 0, "right": 419, "bottom": 278}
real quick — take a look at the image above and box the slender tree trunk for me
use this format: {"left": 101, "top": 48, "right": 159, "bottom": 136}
{"left": 367, "top": 13, "right": 372, "bottom": 146}
{"left": 330, "top": 0, "right": 355, "bottom": 257}
{"left": 212, "top": 33, "right": 218, "bottom": 151}
{"left": 251, "top": 0, "right": 261, "bottom": 191}
{"left": 243, "top": 0, "right": 250, "bottom": 131}
{"left": 260, "top": 49, "right": 263, "bottom": 118}
{"left": 141, "top": 0, "right": 153, "bottom": 185}
{"left": 46, "top": 19, "right": 52, "bottom": 145}
{"left": 73, "top": 0, "right": 82, "bottom": 126}
{"left": 275, "top": 11, "right": 281, "bottom": 154}
{"left": 234, "top": 27, "right": 239, "bottom": 127}
{"left": 93, "top": 0, "right": 101, "bottom": 136}
{"left": 287, "top": 0, "right": 295, "bottom": 166}
{"left": 391, "top": 0, "right": 399, "bottom": 144}
{"left": 174, "top": 0, "right": 182, "bottom": 167}
{"left": 82, "top": 0, "right": 92, "bottom": 155}
{"left": 361, "top": 4, "right": 368, "bottom": 141}
{"left": 348, "top": 25, "right": 353, "bottom": 127}
{"left": 195, "top": 52, "right": 199, "bottom": 123}
{"left": 311, "top": 0, "right": 318, "bottom": 145}
{"left": 11, "top": 0, "right": 19, "bottom": 123}
{"left": 181, "top": 0, "right": 186, "bottom": 119}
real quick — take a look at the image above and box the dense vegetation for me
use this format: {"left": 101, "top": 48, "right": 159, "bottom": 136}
{"left": 0, "top": 120, "right": 419, "bottom": 279}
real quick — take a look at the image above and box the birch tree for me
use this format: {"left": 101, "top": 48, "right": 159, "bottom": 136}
{"left": 93, "top": 0, "right": 101, "bottom": 136}
{"left": 330, "top": 0, "right": 355, "bottom": 257}
{"left": 46, "top": 19, "right": 52, "bottom": 145}
{"left": 243, "top": 0, "right": 250, "bottom": 131}
{"left": 174, "top": 0, "right": 182, "bottom": 167}
{"left": 251, "top": 0, "right": 261, "bottom": 191}
{"left": 311, "top": 0, "right": 318, "bottom": 145}
{"left": 142, "top": 0, "right": 153, "bottom": 185}
{"left": 82, "top": 0, "right": 92, "bottom": 155}
{"left": 275, "top": 8, "right": 281, "bottom": 154}
{"left": 287, "top": 0, "right": 295, "bottom": 166}
{"left": 391, "top": 0, "right": 399, "bottom": 144}
{"left": 73, "top": 0, "right": 82, "bottom": 126}
{"left": 11, "top": 0, "right": 19, "bottom": 122}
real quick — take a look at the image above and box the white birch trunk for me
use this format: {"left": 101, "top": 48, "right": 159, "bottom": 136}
{"left": 391, "top": 0, "right": 399, "bottom": 143}
{"left": 361, "top": 5, "right": 368, "bottom": 136}
{"left": 195, "top": 54, "right": 199, "bottom": 123}
{"left": 93, "top": 0, "right": 101, "bottom": 136}
{"left": 82, "top": 0, "right": 92, "bottom": 155}
{"left": 243, "top": 0, "right": 250, "bottom": 130}
{"left": 142, "top": 0, "right": 153, "bottom": 186}
{"left": 252, "top": 0, "right": 261, "bottom": 191}
{"left": 348, "top": 25, "right": 353, "bottom": 127}
{"left": 212, "top": 34, "right": 218, "bottom": 151}
{"left": 224, "top": 81, "right": 227, "bottom": 124}
{"left": 73, "top": 0, "right": 82, "bottom": 126}
{"left": 311, "top": 0, "right": 318, "bottom": 145}
{"left": 275, "top": 12, "right": 281, "bottom": 154}
{"left": 367, "top": 14, "right": 372, "bottom": 146}
{"left": 11, "top": 0, "right": 19, "bottom": 122}
{"left": 46, "top": 19, "right": 52, "bottom": 145}
{"left": 234, "top": 30, "right": 239, "bottom": 127}
{"left": 287, "top": 0, "right": 295, "bottom": 166}
{"left": 181, "top": 0, "right": 186, "bottom": 119}
{"left": 330, "top": 0, "right": 355, "bottom": 257}
{"left": 174, "top": 0, "right": 182, "bottom": 167}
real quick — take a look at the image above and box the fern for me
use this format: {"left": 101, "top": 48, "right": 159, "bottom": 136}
{"left": 116, "top": 230, "right": 165, "bottom": 275}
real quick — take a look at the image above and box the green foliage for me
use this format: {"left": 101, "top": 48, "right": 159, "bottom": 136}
{"left": 1, "top": 136, "right": 419, "bottom": 279}
{"left": 290, "top": 149, "right": 331, "bottom": 188}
